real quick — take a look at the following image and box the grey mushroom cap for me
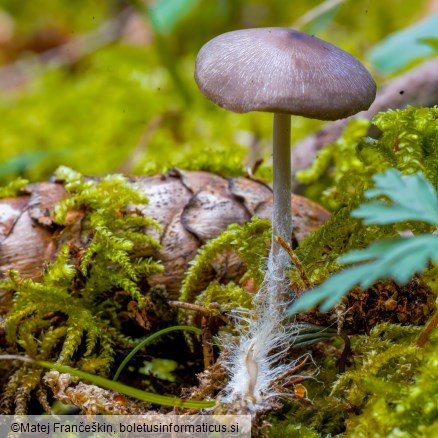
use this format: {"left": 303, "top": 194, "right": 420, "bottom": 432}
{"left": 195, "top": 27, "right": 376, "bottom": 121}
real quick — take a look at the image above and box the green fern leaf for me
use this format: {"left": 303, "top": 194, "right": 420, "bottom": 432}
{"left": 352, "top": 169, "right": 438, "bottom": 225}
{"left": 290, "top": 169, "right": 438, "bottom": 314}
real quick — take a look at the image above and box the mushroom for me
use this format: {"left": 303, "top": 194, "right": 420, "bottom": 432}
{"left": 195, "top": 27, "right": 376, "bottom": 264}
{"left": 194, "top": 27, "right": 376, "bottom": 407}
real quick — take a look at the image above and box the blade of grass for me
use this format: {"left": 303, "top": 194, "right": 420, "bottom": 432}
{"left": 113, "top": 325, "right": 202, "bottom": 381}
{"left": 0, "top": 354, "right": 215, "bottom": 409}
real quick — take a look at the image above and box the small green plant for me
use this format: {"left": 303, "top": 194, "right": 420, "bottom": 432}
{"left": 54, "top": 166, "right": 163, "bottom": 307}
{"left": 290, "top": 169, "right": 438, "bottom": 314}
{"left": 298, "top": 106, "right": 438, "bottom": 209}
{"left": 179, "top": 217, "right": 271, "bottom": 306}
{"left": 0, "top": 177, "right": 29, "bottom": 198}
{"left": 0, "top": 167, "right": 165, "bottom": 413}
{"left": 0, "top": 355, "right": 215, "bottom": 409}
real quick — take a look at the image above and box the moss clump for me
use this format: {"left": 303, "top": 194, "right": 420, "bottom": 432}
{"left": 341, "top": 324, "right": 438, "bottom": 436}
{"left": 54, "top": 166, "right": 163, "bottom": 307}
{"left": 179, "top": 217, "right": 271, "bottom": 307}
{"left": 0, "top": 167, "right": 163, "bottom": 413}
{"left": 298, "top": 106, "right": 438, "bottom": 210}
{"left": 267, "top": 322, "right": 438, "bottom": 436}
{"left": 0, "top": 177, "right": 29, "bottom": 198}
{"left": 292, "top": 107, "right": 438, "bottom": 288}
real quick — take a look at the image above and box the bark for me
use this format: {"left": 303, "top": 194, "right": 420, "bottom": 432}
{"left": 291, "top": 57, "right": 438, "bottom": 189}
{"left": 0, "top": 169, "right": 330, "bottom": 308}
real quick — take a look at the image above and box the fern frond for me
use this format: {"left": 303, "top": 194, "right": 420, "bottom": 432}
{"left": 290, "top": 170, "right": 438, "bottom": 314}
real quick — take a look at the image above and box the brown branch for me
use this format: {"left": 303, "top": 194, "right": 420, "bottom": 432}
{"left": 417, "top": 310, "right": 438, "bottom": 347}
{"left": 275, "top": 234, "right": 311, "bottom": 288}
{"left": 168, "top": 301, "right": 214, "bottom": 315}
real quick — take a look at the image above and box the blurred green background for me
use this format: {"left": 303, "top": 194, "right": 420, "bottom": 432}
{"left": 0, "top": 0, "right": 436, "bottom": 185}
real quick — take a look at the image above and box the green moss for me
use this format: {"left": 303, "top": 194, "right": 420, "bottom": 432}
{"left": 179, "top": 217, "right": 271, "bottom": 306}
{"left": 288, "top": 205, "right": 395, "bottom": 291}
{"left": 0, "top": 167, "right": 164, "bottom": 412}
{"left": 1, "top": 106, "right": 437, "bottom": 422}
{"left": 263, "top": 108, "right": 438, "bottom": 435}
{"left": 0, "top": 177, "right": 29, "bottom": 198}
{"left": 265, "top": 323, "right": 438, "bottom": 436}
{"left": 341, "top": 324, "right": 438, "bottom": 436}
{"left": 291, "top": 107, "right": 438, "bottom": 288}
{"left": 268, "top": 422, "right": 319, "bottom": 438}
{"left": 267, "top": 353, "right": 348, "bottom": 436}
{"left": 298, "top": 107, "right": 438, "bottom": 210}
{"left": 54, "top": 165, "right": 163, "bottom": 307}
{"left": 143, "top": 145, "right": 248, "bottom": 179}
{"left": 194, "top": 280, "right": 253, "bottom": 313}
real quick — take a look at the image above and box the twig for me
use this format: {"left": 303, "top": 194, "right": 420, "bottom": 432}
{"left": 201, "top": 315, "right": 214, "bottom": 369}
{"left": 272, "top": 355, "right": 310, "bottom": 385}
{"left": 168, "top": 300, "right": 224, "bottom": 369}
{"left": 417, "top": 310, "right": 438, "bottom": 347}
{"left": 168, "top": 300, "right": 215, "bottom": 316}
{"left": 275, "top": 235, "right": 311, "bottom": 288}
{"left": 338, "top": 331, "right": 351, "bottom": 373}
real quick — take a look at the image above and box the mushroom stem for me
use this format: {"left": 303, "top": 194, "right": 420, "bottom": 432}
{"left": 272, "top": 113, "right": 292, "bottom": 261}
